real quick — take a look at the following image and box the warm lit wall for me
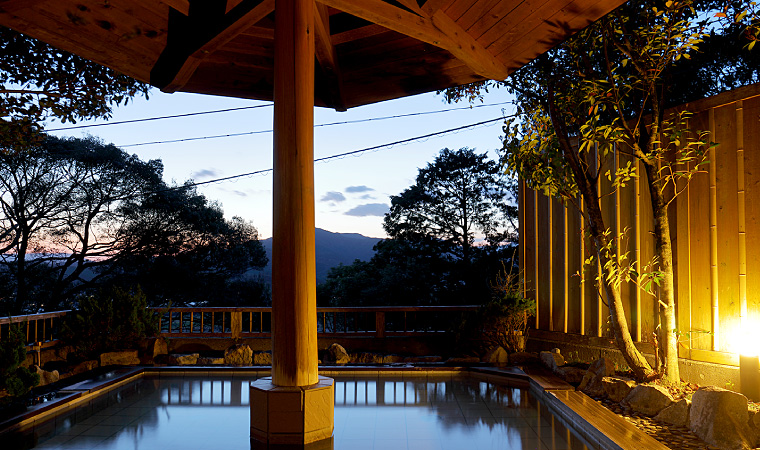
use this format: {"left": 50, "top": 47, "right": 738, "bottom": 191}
{"left": 519, "top": 84, "right": 760, "bottom": 367}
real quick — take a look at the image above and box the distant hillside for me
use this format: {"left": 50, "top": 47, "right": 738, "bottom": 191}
{"left": 248, "top": 228, "right": 382, "bottom": 285}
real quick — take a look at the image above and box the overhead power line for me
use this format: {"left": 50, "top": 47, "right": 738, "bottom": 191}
{"left": 117, "top": 101, "right": 512, "bottom": 148}
{"left": 147, "top": 115, "right": 509, "bottom": 195}
{"left": 45, "top": 101, "right": 512, "bottom": 143}
{"left": 46, "top": 104, "right": 273, "bottom": 132}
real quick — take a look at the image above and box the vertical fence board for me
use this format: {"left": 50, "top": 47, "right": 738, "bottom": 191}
{"left": 618, "top": 149, "right": 639, "bottom": 340}
{"left": 675, "top": 137, "right": 693, "bottom": 357}
{"left": 567, "top": 201, "right": 583, "bottom": 334}
{"left": 687, "top": 109, "right": 714, "bottom": 350}
{"left": 537, "top": 193, "right": 552, "bottom": 330}
{"left": 638, "top": 157, "right": 657, "bottom": 341}
{"left": 744, "top": 96, "right": 760, "bottom": 327}
{"left": 715, "top": 103, "right": 740, "bottom": 351}
{"left": 552, "top": 198, "right": 567, "bottom": 332}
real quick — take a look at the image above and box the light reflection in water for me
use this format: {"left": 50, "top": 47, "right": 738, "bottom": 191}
{"left": 8, "top": 375, "right": 592, "bottom": 450}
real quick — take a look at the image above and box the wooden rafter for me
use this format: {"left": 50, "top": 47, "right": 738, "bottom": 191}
{"left": 317, "top": 0, "right": 508, "bottom": 81}
{"left": 332, "top": 23, "right": 387, "bottom": 45}
{"left": 151, "top": 0, "right": 274, "bottom": 92}
{"left": 161, "top": 0, "right": 190, "bottom": 16}
{"left": 314, "top": 2, "right": 346, "bottom": 111}
{"left": 421, "top": 0, "right": 453, "bottom": 16}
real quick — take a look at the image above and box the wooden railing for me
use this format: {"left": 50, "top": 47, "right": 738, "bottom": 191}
{"left": 0, "top": 306, "right": 479, "bottom": 347}
{"left": 156, "top": 306, "right": 478, "bottom": 339}
{"left": 0, "top": 310, "right": 70, "bottom": 348}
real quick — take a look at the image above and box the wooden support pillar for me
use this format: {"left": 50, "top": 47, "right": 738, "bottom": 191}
{"left": 272, "top": 0, "right": 318, "bottom": 388}
{"left": 252, "top": 0, "right": 334, "bottom": 445}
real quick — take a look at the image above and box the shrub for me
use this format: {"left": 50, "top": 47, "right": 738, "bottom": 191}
{"left": 61, "top": 286, "right": 158, "bottom": 359}
{"left": 0, "top": 323, "right": 39, "bottom": 397}
{"left": 456, "top": 264, "right": 535, "bottom": 354}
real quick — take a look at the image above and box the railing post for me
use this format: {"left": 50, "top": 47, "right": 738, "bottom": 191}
{"left": 231, "top": 311, "right": 242, "bottom": 339}
{"left": 376, "top": 311, "right": 385, "bottom": 338}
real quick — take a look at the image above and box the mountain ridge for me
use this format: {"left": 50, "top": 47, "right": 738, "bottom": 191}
{"left": 248, "top": 228, "right": 382, "bottom": 284}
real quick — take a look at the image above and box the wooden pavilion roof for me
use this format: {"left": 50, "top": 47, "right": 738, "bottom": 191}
{"left": 0, "top": 0, "right": 627, "bottom": 110}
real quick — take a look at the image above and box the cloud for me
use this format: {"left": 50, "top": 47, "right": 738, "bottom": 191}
{"left": 192, "top": 168, "right": 220, "bottom": 180}
{"left": 360, "top": 194, "right": 375, "bottom": 200}
{"left": 320, "top": 191, "right": 346, "bottom": 202}
{"left": 346, "top": 185, "right": 374, "bottom": 193}
{"left": 231, "top": 190, "right": 248, "bottom": 197}
{"left": 345, "top": 203, "right": 389, "bottom": 217}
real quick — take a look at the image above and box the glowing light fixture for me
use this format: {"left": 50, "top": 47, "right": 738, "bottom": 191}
{"left": 739, "top": 318, "right": 760, "bottom": 401}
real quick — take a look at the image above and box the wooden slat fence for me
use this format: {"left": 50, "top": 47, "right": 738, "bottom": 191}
{"left": 1, "top": 306, "right": 478, "bottom": 348}
{"left": 519, "top": 84, "right": 760, "bottom": 366}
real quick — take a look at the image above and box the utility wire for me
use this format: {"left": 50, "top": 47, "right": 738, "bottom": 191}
{"left": 47, "top": 101, "right": 512, "bottom": 145}
{"left": 140, "top": 115, "right": 509, "bottom": 196}
{"left": 45, "top": 104, "right": 273, "bottom": 132}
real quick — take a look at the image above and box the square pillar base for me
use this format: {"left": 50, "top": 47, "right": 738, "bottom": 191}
{"left": 250, "top": 376, "right": 334, "bottom": 445}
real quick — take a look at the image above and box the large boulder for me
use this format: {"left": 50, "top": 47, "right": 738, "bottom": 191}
{"left": 558, "top": 366, "right": 587, "bottom": 384}
{"left": 602, "top": 376, "right": 636, "bottom": 403}
{"left": 623, "top": 384, "right": 674, "bottom": 416}
{"left": 690, "top": 386, "right": 756, "bottom": 450}
{"left": 100, "top": 350, "right": 140, "bottom": 366}
{"left": 141, "top": 337, "right": 168, "bottom": 358}
{"left": 197, "top": 356, "right": 225, "bottom": 365}
{"left": 167, "top": 353, "right": 199, "bottom": 365}
{"left": 253, "top": 352, "right": 272, "bottom": 365}
{"left": 578, "top": 357, "right": 615, "bottom": 397}
{"left": 70, "top": 360, "right": 98, "bottom": 376}
{"left": 34, "top": 365, "right": 60, "bottom": 386}
{"left": 482, "top": 347, "right": 509, "bottom": 366}
{"left": 224, "top": 344, "right": 253, "bottom": 366}
{"left": 540, "top": 350, "right": 565, "bottom": 372}
{"left": 325, "top": 343, "right": 350, "bottom": 365}
{"left": 655, "top": 398, "right": 690, "bottom": 427}
{"left": 509, "top": 352, "right": 540, "bottom": 365}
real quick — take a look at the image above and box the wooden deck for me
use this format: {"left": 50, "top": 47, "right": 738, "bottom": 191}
{"left": 542, "top": 389, "right": 671, "bottom": 450}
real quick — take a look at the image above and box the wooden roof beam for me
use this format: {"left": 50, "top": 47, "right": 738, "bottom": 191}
{"left": 317, "top": 0, "right": 508, "bottom": 81}
{"left": 151, "top": 0, "right": 274, "bottom": 92}
{"left": 314, "top": 2, "right": 347, "bottom": 111}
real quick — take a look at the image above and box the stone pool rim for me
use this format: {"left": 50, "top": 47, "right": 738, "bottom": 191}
{"left": 0, "top": 365, "right": 667, "bottom": 450}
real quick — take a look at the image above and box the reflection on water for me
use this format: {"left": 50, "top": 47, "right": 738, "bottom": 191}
{"left": 8, "top": 375, "right": 592, "bottom": 450}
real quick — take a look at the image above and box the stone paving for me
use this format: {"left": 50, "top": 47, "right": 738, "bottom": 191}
{"left": 599, "top": 397, "right": 722, "bottom": 450}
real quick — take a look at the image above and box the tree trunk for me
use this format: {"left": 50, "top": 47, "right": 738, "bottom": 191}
{"left": 547, "top": 87, "right": 655, "bottom": 381}
{"left": 642, "top": 160, "right": 680, "bottom": 383}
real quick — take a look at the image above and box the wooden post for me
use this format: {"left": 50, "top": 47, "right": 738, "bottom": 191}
{"left": 272, "top": 0, "right": 318, "bottom": 387}
{"left": 376, "top": 312, "right": 385, "bottom": 338}
{"left": 231, "top": 312, "right": 242, "bottom": 339}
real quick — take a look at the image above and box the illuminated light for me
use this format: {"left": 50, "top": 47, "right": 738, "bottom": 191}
{"left": 739, "top": 318, "right": 760, "bottom": 402}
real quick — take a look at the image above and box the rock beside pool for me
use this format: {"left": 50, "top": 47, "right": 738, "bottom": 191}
{"left": 325, "top": 343, "right": 350, "bottom": 364}
{"left": 540, "top": 350, "right": 565, "bottom": 372}
{"left": 100, "top": 350, "right": 140, "bottom": 366}
{"left": 351, "top": 353, "right": 403, "bottom": 364}
{"left": 197, "top": 356, "right": 225, "bottom": 365}
{"left": 403, "top": 356, "right": 443, "bottom": 363}
{"left": 508, "top": 352, "right": 540, "bottom": 365}
{"left": 34, "top": 365, "right": 59, "bottom": 386}
{"left": 623, "top": 384, "right": 673, "bottom": 416}
{"left": 168, "top": 353, "right": 199, "bottom": 365}
{"left": 557, "top": 366, "right": 587, "bottom": 384}
{"left": 140, "top": 337, "right": 168, "bottom": 358}
{"left": 482, "top": 346, "right": 509, "bottom": 366}
{"left": 253, "top": 351, "right": 272, "bottom": 365}
{"left": 579, "top": 357, "right": 615, "bottom": 397}
{"left": 224, "top": 344, "right": 253, "bottom": 366}
{"left": 655, "top": 398, "right": 690, "bottom": 427}
{"left": 690, "top": 386, "right": 756, "bottom": 450}
{"left": 70, "top": 360, "right": 98, "bottom": 376}
{"left": 602, "top": 376, "right": 636, "bottom": 402}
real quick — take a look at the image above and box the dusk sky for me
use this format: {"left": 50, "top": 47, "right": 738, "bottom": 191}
{"left": 46, "top": 88, "right": 514, "bottom": 239}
